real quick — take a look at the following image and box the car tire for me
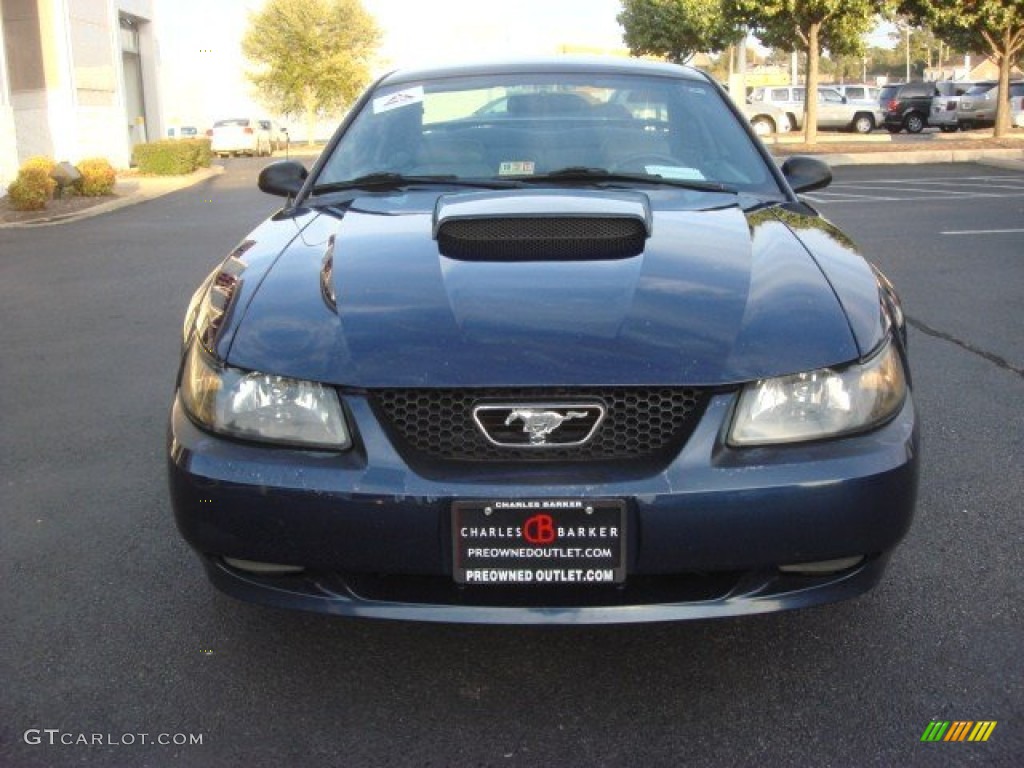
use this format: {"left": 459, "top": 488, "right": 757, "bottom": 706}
{"left": 751, "top": 117, "right": 774, "bottom": 137}
{"left": 852, "top": 114, "right": 874, "bottom": 134}
{"left": 904, "top": 113, "right": 925, "bottom": 133}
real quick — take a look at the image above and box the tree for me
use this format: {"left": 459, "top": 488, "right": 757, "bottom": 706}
{"left": 242, "top": 0, "right": 380, "bottom": 145}
{"left": 618, "top": 0, "right": 743, "bottom": 64}
{"left": 899, "top": 0, "right": 1024, "bottom": 137}
{"left": 724, "top": 1, "right": 887, "bottom": 144}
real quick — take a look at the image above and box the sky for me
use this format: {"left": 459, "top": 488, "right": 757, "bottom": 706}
{"left": 155, "top": 0, "right": 896, "bottom": 134}
{"left": 156, "top": 0, "right": 626, "bottom": 131}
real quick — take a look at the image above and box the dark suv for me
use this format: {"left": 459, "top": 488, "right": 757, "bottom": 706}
{"left": 881, "top": 81, "right": 939, "bottom": 133}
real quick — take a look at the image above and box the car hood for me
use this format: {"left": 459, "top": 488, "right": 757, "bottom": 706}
{"left": 226, "top": 190, "right": 878, "bottom": 388}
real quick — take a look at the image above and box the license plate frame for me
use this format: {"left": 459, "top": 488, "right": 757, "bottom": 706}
{"left": 452, "top": 499, "right": 626, "bottom": 585}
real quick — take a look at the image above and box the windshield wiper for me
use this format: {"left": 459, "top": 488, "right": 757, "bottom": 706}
{"left": 312, "top": 173, "right": 520, "bottom": 195}
{"left": 516, "top": 166, "right": 737, "bottom": 194}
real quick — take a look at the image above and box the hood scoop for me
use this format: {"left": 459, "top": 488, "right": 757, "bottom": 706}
{"left": 433, "top": 189, "right": 651, "bottom": 261}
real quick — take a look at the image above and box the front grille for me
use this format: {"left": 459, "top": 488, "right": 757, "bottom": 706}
{"left": 371, "top": 387, "right": 707, "bottom": 464}
{"left": 436, "top": 217, "right": 646, "bottom": 261}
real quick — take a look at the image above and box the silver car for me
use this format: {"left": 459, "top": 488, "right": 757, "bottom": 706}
{"left": 930, "top": 81, "right": 983, "bottom": 133}
{"left": 749, "top": 85, "right": 880, "bottom": 133}
{"left": 957, "top": 81, "right": 1024, "bottom": 129}
{"left": 737, "top": 101, "right": 791, "bottom": 137}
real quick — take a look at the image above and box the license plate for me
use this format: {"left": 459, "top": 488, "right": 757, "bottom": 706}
{"left": 452, "top": 499, "right": 626, "bottom": 585}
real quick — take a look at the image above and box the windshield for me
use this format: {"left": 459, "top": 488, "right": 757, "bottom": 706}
{"left": 965, "top": 84, "right": 997, "bottom": 96}
{"left": 313, "top": 71, "right": 782, "bottom": 197}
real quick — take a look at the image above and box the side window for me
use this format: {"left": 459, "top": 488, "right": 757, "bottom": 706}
{"left": 794, "top": 88, "right": 805, "bottom": 102}
{"left": 820, "top": 89, "right": 842, "bottom": 103}
{"left": 771, "top": 89, "right": 789, "bottom": 102}
{"left": 849, "top": 87, "right": 864, "bottom": 100}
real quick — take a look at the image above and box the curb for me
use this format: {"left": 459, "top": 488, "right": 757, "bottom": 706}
{"left": 802, "top": 147, "right": 1024, "bottom": 168}
{"left": 0, "top": 165, "right": 224, "bottom": 228}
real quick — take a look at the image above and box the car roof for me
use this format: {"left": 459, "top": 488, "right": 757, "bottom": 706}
{"left": 378, "top": 56, "right": 709, "bottom": 87}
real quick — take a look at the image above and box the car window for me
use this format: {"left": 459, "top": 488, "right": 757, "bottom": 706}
{"left": 846, "top": 87, "right": 864, "bottom": 100}
{"left": 214, "top": 119, "right": 250, "bottom": 128}
{"left": 965, "top": 84, "right": 996, "bottom": 96}
{"left": 880, "top": 85, "right": 899, "bottom": 102}
{"left": 819, "top": 88, "right": 843, "bottom": 103}
{"left": 258, "top": 120, "right": 271, "bottom": 130}
{"left": 315, "top": 71, "right": 782, "bottom": 196}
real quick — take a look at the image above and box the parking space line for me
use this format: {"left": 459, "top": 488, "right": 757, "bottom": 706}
{"left": 804, "top": 171, "right": 1024, "bottom": 205}
{"left": 804, "top": 191, "right": 902, "bottom": 200}
{"left": 809, "top": 192, "right": 1024, "bottom": 205}
{"left": 940, "top": 228, "right": 1024, "bottom": 235}
{"left": 829, "top": 175, "right": 1024, "bottom": 185}
{"left": 823, "top": 184, "right": 980, "bottom": 196}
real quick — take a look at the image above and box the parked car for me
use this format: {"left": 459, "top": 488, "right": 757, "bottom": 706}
{"left": 956, "top": 81, "right": 1024, "bottom": 130}
{"left": 737, "top": 101, "right": 791, "bottom": 136}
{"left": 169, "top": 57, "right": 918, "bottom": 624}
{"left": 208, "top": 118, "right": 273, "bottom": 157}
{"left": 833, "top": 84, "right": 881, "bottom": 105}
{"left": 880, "top": 81, "right": 938, "bottom": 133}
{"left": 930, "top": 81, "right": 985, "bottom": 133}
{"left": 749, "top": 85, "right": 880, "bottom": 133}
{"left": 167, "top": 125, "right": 199, "bottom": 140}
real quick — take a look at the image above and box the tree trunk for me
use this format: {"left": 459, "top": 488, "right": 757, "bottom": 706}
{"left": 993, "top": 31, "right": 1012, "bottom": 139}
{"left": 804, "top": 23, "right": 820, "bottom": 145}
{"left": 304, "top": 87, "right": 317, "bottom": 147}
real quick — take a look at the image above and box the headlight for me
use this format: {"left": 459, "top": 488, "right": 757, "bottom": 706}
{"left": 729, "top": 340, "right": 906, "bottom": 446}
{"left": 180, "top": 343, "right": 351, "bottom": 450}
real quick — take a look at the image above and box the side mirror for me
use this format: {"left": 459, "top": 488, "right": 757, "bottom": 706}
{"left": 258, "top": 160, "right": 307, "bottom": 197}
{"left": 781, "top": 155, "right": 832, "bottom": 194}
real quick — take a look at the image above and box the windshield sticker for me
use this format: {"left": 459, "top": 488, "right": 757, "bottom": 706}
{"left": 498, "top": 160, "right": 536, "bottom": 176}
{"left": 645, "top": 165, "right": 706, "bottom": 181}
{"left": 373, "top": 86, "right": 425, "bottom": 114}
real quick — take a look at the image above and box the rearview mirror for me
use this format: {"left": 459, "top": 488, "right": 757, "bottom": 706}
{"left": 781, "top": 155, "right": 832, "bottom": 194}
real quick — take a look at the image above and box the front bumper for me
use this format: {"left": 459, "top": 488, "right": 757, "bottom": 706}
{"left": 168, "top": 391, "right": 919, "bottom": 623}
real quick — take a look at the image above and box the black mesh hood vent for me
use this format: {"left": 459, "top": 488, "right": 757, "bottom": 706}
{"left": 436, "top": 216, "right": 647, "bottom": 261}
{"left": 433, "top": 190, "right": 652, "bottom": 261}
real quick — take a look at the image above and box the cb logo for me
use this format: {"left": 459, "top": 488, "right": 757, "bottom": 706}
{"left": 523, "top": 514, "right": 556, "bottom": 545}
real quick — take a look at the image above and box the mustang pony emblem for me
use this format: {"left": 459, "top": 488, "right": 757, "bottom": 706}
{"left": 504, "top": 409, "right": 588, "bottom": 445}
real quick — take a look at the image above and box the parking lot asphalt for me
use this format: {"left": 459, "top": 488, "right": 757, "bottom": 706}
{"left": 0, "top": 158, "right": 1021, "bottom": 767}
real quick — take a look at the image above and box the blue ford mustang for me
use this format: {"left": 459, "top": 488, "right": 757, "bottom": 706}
{"left": 168, "top": 57, "right": 918, "bottom": 623}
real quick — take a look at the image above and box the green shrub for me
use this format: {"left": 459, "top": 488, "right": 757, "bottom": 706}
{"left": 184, "top": 138, "right": 213, "bottom": 168}
{"left": 7, "top": 167, "right": 56, "bottom": 210}
{"left": 133, "top": 140, "right": 200, "bottom": 175}
{"left": 74, "top": 157, "right": 117, "bottom": 196}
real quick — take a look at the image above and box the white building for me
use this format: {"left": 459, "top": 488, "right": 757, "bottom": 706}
{"left": 1, "top": 0, "right": 161, "bottom": 194}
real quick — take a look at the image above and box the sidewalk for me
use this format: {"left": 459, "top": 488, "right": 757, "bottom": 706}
{"left": 0, "top": 165, "right": 224, "bottom": 228}
{"left": 764, "top": 128, "right": 1024, "bottom": 167}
